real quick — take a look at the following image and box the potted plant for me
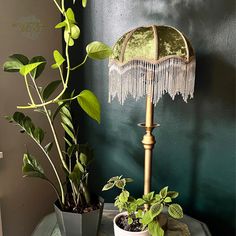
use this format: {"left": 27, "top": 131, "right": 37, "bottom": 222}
{"left": 102, "top": 176, "right": 184, "bottom": 236}
{"left": 3, "top": 0, "right": 112, "bottom": 235}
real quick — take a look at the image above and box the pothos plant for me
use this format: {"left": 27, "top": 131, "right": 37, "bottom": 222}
{"left": 103, "top": 176, "right": 184, "bottom": 236}
{"left": 3, "top": 0, "right": 112, "bottom": 212}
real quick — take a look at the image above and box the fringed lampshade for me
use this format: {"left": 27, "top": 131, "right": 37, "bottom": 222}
{"left": 109, "top": 25, "right": 195, "bottom": 105}
{"left": 108, "top": 25, "right": 196, "bottom": 194}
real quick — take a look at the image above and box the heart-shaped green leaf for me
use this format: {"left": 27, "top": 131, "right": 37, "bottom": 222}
{"left": 118, "top": 190, "right": 129, "bottom": 203}
{"left": 160, "top": 186, "right": 168, "bottom": 198}
{"left": 136, "top": 198, "right": 146, "bottom": 206}
{"left": 29, "top": 56, "right": 46, "bottom": 79}
{"left": 71, "top": 24, "right": 80, "bottom": 39}
{"left": 115, "top": 179, "right": 126, "bottom": 189}
{"left": 143, "top": 191, "right": 155, "bottom": 201}
{"left": 55, "top": 21, "right": 67, "bottom": 29}
{"left": 64, "top": 28, "right": 74, "bottom": 46}
{"left": 168, "top": 204, "right": 183, "bottom": 219}
{"left": 51, "top": 50, "right": 65, "bottom": 69}
{"left": 150, "top": 203, "right": 163, "bottom": 219}
{"left": 86, "top": 41, "right": 112, "bottom": 60}
{"left": 102, "top": 182, "right": 115, "bottom": 191}
{"left": 77, "top": 89, "right": 101, "bottom": 124}
{"left": 128, "top": 217, "right": 133, "bottom": 225}
{"left": 166, "top": 191, "right": 179, "bottom": 199}
{"left": 125, "top": 178, "right": 133, "bottom": 183}
{"left": 148, "top": 221, "right": 164, "bottom": 236}
{"left": 20, "top": 61, "right": 45, "bottom": 76}
{"left": 82, "top": 0, "right": 87, "bottom": 8}
{"left": 140, "top": 211, "right": 153, "bottom": 225}
{"left": 108, "top": 176, "right": 120, "bottom": 182}
{"left": 65, "top": 8, "right": 76, "bottom": 24}
{"left": 164, "top": 197, "right": 172, "bottom": 203}
{"left": 3, "top": 54, "right": 29, "bottom": 72}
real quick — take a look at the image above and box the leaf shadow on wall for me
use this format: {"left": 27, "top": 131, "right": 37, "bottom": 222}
{"left": 89, "top": 101, "right": 151, "bottom": 199}
{"left": 188, "top": 53, "right": 235, "bottom": 234}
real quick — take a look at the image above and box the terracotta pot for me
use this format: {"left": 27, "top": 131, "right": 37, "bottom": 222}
{"left": 113, "top": 212, "right": 150, "bottom": 236}
{"left": 54, "top": 197, "right": 104, "bottom": 236}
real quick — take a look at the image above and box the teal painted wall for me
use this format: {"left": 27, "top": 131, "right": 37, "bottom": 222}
{"left": 69, "top": 1, "right": 235, "bottom": 235}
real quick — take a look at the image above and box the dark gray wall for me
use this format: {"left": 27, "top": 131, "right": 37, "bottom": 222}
{"left": 70, "top": 1, "right": 235, "bottom": 235}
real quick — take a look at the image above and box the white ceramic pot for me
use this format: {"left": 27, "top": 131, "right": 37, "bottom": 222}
{"left": 113, "top": 212, "right": 150, "bottom": 236}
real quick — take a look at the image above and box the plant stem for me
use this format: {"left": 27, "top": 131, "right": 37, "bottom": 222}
{"left": 18, "top": 87, "right": 77, "bottom": 109}
{"left": 37, "top": 132, "right": 65, "bottom": 204}
{"left": 45, "top": 106, "right": 69, "bottom": 174}
{"left": 59, "top": 94, "right": 79, "bottom": 103}
{"left": 61, "top": 1, "right": 71, "bottom": 86}
{"left": 24, "top": 75, "right": 35, "bottom": 105}
{"left": 58, "top": 66, "right": 65, "bottom": 86}
{"left": 17, "top": 89, "right": 66, "bottom": 109}
{"left": 31, "top": 77, "right": 68, "bottom": 204}
{"left": 71, "top": 182, "right": 78, "bottom": 206}
{"left": 53, "top": 0, "right": 63, "bottom": 14}
{"left": 33, "top": 137, "right": 64, "bottom": 205}
{"left": 47, "top": 179, "right": 63, "bottom": 207}
{"left": 26, "top": 113, "right": 65, "bottom": 204}
{"left": 70, "top": 54, "right": 88, "bottom": 71}
{"left": 81, "top": 181, "right": 91, "bottom": 205}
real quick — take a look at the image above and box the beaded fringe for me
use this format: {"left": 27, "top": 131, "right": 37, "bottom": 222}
{"left": 108, "top": 58, "right": 196, "bottom": 105}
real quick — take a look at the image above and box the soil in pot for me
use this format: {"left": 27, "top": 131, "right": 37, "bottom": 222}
{"left": 56, "top": 194, "right": 101, "bottom": 214}
{"left": 116, "top": 215, "right": 143, "bottom": 232}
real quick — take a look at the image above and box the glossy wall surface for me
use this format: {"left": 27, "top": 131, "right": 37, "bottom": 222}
{"left": 70, "top": 1, "right": 235, "bottom": 235}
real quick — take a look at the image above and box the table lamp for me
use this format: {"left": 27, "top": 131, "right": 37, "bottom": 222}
{"left": 108, "top": 25, "right": 196, "bottom": 194}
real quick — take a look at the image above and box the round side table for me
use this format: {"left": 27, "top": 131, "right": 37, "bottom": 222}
{"left": 32, "top": 204, "right": 211, "bottom": 236}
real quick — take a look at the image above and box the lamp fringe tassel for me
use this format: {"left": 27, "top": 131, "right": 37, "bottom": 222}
{"left": 108, "top": 58, "right": 196, "bottom": 105}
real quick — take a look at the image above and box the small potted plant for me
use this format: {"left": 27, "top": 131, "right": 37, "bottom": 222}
{"left": 103, "top": 176, "right": 184, "bottom": 236}
{"left": 3, "top": 0, "right": 112, "bottom": 235}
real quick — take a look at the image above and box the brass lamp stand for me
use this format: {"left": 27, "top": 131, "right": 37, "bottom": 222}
{"left": 138, "top": 76, "right": 159, "bottom": 195}
{"left": 143, "top": 96, "right": 156, "bottom": 194}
